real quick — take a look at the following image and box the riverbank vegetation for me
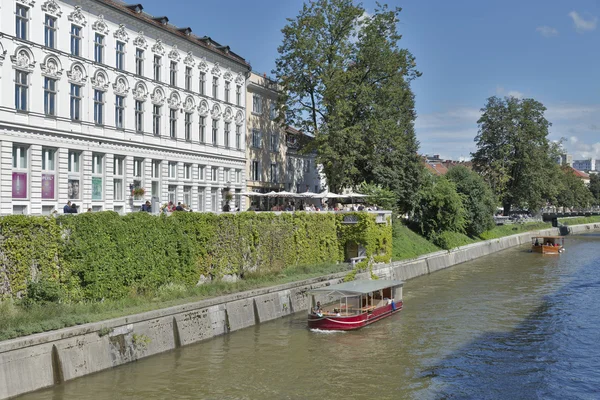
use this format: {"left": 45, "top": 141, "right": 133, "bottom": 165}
{"left": 0, "top": 262, "right": 350, "bottom": 341}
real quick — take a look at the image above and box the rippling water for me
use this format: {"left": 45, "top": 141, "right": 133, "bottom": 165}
{"left": 18, "top": 234, "right": 600, "bottom": 400}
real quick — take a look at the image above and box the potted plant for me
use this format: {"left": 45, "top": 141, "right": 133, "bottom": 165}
{"left": 132, "top": 187, "right": 145, "bottom": 199}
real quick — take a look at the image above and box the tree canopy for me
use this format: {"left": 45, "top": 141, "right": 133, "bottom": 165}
{"left": 471, "top": 96, "right": 558, "bottom": 214}
{"left": 274, "top": 0, "right": 422, "bottom": 212}
{"left": 446, "top": 165, "right": 496, "bottom": 237}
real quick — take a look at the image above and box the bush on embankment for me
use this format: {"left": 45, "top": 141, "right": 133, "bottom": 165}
{"left": 0, "top": 211, "right": 390, "bottom": 302}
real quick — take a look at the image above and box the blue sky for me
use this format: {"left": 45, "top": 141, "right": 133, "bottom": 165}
{"left": 139, "top": 0, "right": 600, "bottom": 160}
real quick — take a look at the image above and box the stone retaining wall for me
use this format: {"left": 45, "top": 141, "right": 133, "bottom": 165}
{"left": 1, "top": 224, "right": 594, "bottom": 399}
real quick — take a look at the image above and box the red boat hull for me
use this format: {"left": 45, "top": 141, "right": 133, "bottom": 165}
{"left": 307, "top": 301, "right": 403, "bottom": 331}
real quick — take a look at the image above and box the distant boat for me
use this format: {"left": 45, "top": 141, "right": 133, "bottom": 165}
{"left": 531, "top": 235, "right": 565, "bottom": 255}
{"left": 307, "top": 279, "right": 403, "bottom": 331}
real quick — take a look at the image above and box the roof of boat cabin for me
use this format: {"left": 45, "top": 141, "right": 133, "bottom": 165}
{"left": 308, "top": 279, "right": 404, "bottom": 295}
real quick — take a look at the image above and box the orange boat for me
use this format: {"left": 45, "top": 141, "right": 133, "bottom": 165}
{"left": 531, "top": 236, "right": 565, "bottom": 255}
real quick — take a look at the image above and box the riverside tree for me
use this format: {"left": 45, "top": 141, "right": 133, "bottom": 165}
{"left": 471, "top": 96, "right": 557, "bottom": 215}
{"left": 554, "top": 166, "right": 593, "bottom": 209}
{"left": 445, "top": 165, "right": 496, "bottom": 237}
{"left": 589, "top": 174, "right": 600, "bottom": 205}
{"left": 274, "top": 0, "right": 422, "bottom": 213}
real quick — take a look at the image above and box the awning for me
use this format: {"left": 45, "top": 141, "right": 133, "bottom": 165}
{"left": 308, "top": 279, "right": 404, "bottom": 295}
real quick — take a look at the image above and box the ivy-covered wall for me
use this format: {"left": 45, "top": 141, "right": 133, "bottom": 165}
{"left": 0, "top": 211, "right": 391, "bottom": 301}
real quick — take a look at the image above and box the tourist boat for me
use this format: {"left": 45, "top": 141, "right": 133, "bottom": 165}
{"left": 531, "top": 235, "right": 565, "bottom": 255}
{"left": 307, "top": 279, "right": 403, "bottom": 331}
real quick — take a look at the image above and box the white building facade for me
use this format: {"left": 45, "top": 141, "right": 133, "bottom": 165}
{"left": 0, "top": 0, "right": 249, "bottom": 214}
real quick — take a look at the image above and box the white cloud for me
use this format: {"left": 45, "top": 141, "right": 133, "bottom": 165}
{"left": 495, "top": 86, "right": 524, "bottom": 99}
{"left": 536, "top": 26, "right": 559, "bottom": 37}
{"left": 507, "top": 90, "right": 524, "bottom": 99}
{"left": 568, "top": 11, "right": 597, "bottom": 33}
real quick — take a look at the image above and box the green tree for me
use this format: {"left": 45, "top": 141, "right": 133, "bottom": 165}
{"left": 471, "top": 96, "right": 557, "bottom": 215}
{"left": 589, "top": 173, "right": 600, "bottom": 205}
{"left": 412, "top": 174, "right": 467, "bottom": 239}
{"left": 357, "top": 182, "right": 396, "bottom": 210}
{"left": 274, "top": 0, "right": 422, "bottom": 213}
{"left": 445, "top": 165, "right": 496, "bottom": 237}
{"left": 554, "top": 166, "right": 593, "bottom": 208}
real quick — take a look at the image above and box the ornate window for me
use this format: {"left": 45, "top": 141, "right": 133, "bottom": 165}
{"left": 212, "top": 119, "right": 218, "bottom": 145}
{"left": 135, "top": 48, "right": 144, "bottom": 75}
{"left": 71, "top": 25, "right": 82, "bottom": 56}
{"left": 16, "top": 4, "right": 29, "bottom": 40}
{"left": 153, "top": 105, "right": 161, "bottom": 135}
{"left": 44, "top": 15, "right": 57, "bottom": 48}
{"left": 153, "top": 55, "right": 161, "bottom": 81}
{"left": 135, "top": 100, "right": 144, "bottom": 132}
{"left": 199, "top": 72, "right": 206, "bottom": 95}
{"left": 199, "top": 116, "right": 206, "bottom": 143}
{"left": 94, "top": 33, "right": 105, "bottom": 63}
{"left": 94, "top": 89, "right": 104, "bottom": 124}
{"left": 212, "top": 77, "right": 218, "bottom": 99}
{"left": 115, "top": 95, "right": 125, "bottom": 128}
{"left": 185, "top": 112, "right": 192, "bottom": 141}
{"left": 116, "top": 41, "right": 125, "bottom": 70}
{"left": 224, "top": 122, "right": 230, "bottom": 148}
{"left": 236, "top": 85, "right": 241, "bottom": 106}
{"left": 70, "top": 84, "right": 82, "bottom": 120}
{"left": 15, "top": 70, "right": 29, "bottom": 111}
{"left": 185, "top": 66, "right": 192, "bottom": 91}
{"left": 169, "top": 109, "right": 177, "bottom": 138}
{"left": 236, "top": 124, "right": 242, "bottom": 149}
{"left": 170, "top": 61, "right": 177, "bottom": 86}
{"left": 44, "top": 77, "right": 57, "bottom": 116}
{"left": 225, "top": 81, "right": 230, "bottom": 103}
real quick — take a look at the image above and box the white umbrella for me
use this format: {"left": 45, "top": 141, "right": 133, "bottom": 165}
{"left": 239, "top": 191, "right": 265, "bottom": 197}
{"left": 296, "top": 192, "right": 318, "bottom": 198}
{"left": 340, "top": 191, "right": 368, "bottom": 198}
{"left": 265, "top": 191, "right": 296, "bottom": 198}
{"left": 317, "top": 191, "right": 344, "bottom": 199}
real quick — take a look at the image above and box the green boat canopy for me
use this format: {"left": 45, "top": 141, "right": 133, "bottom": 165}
{"left": 308, "top": 279, "right": 404, "bottom": 295}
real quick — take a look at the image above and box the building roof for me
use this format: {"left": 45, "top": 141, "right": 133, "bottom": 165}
{"left": 424, "top": 162, "right": 449, "bottom": 176}
{"left": 96, "top": 0, "right": 251, "bottom": 69}
{"left": 308, "top": 279, "right": 404, "bottom": 295}
{"left": 569, "top": 167, "right": 590, "bottom": 179}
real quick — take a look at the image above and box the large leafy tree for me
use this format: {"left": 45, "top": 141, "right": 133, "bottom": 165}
{"left": 471, "top": 96, "right": 558, "bottom": 215}
{"left": 446, "top": 165, "right": 496, "bottom": 237}
{"left": 274, "top": 0, "right": 422, "bottom": 213}
{"left": 554, "top": 166, "right": 593, "bottom": 208}
{"left": 412, "top": 173, "right": 467, "bottom": 239}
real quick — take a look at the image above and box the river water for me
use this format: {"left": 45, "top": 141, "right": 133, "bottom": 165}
{"left": 18, "top": 234, "right": 600, "bottom": 400}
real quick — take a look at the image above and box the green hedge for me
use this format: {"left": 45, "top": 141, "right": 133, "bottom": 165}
{"left": 0, "top": 211, "right": 390, "bottom": 301}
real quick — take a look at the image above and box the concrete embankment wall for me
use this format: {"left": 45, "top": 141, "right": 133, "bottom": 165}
{"left": 1, "top": 224, "right": 595, "bottom": 399}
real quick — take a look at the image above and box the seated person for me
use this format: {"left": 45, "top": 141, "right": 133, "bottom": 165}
{"left": 313, "top": 301, "right": 322, "bottom": 314}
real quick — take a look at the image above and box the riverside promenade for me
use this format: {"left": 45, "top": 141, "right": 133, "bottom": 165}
{"left": 1, "top": 222, "right": 598, "bottom": 399}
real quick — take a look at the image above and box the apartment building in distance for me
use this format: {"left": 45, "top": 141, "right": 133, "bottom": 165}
{"left": 0, "top": 0, "right": 250, "bottom": 215}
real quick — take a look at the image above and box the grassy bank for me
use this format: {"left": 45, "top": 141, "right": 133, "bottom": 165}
{"left": 392, "top": 220, "right": 552, "bottom": 261}
{"left": 0, "top": 262, "right": 349, "bottom": 341}
{"left": 558, "top": 215, "right": 600, "bottom": 225}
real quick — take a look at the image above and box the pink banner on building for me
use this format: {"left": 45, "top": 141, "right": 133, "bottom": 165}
{"left": 12, "top": 172, "right": 27, "bottom": 198}
{"left": 42, "top": 174, "right": 55, "bottom": 199}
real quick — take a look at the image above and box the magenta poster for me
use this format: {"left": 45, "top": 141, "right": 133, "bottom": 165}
{"left": 42, "top": 174, "right": 55, "bottom": 199}
{"left": 12, "top": 172, "right": 27, "bottom": 198}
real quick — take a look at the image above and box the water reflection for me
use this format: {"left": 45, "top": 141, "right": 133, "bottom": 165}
{"left": 17, "top": 236, "right": 600, "bottom": 400}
